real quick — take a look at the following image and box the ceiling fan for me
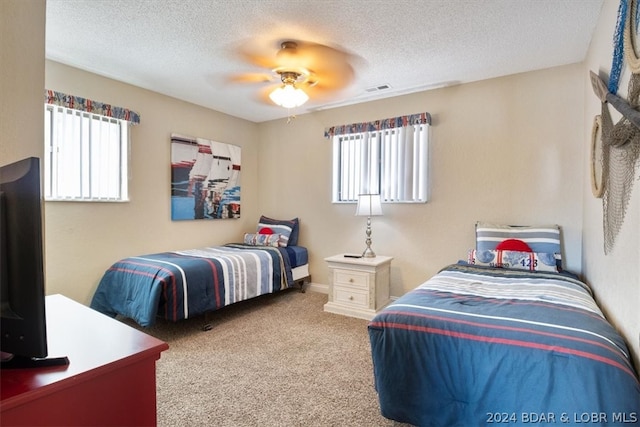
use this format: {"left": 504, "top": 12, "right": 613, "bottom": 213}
{"left": 230, "top": 40, "right": 357, "bottom": 109}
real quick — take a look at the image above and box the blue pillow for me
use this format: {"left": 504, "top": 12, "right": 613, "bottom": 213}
{"left": 475, "top": 222, "right": 561, "bottom": 254}
{"left": 475, "top": 222, "right": 562, "bottom": 268}
{"left": 258, "top": 216, "right": 300, "bottom": 246}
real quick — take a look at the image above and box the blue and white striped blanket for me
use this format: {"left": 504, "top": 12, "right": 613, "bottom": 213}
{"left": 368, "top": 263, "right": 640, "bottom": 427}
{"left": 91, "top": 244, "right": 294, "bottom": 326}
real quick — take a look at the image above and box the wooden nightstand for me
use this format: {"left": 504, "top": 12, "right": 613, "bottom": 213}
{"left": 323, "top": 254, "right": 393, "bottom": 320}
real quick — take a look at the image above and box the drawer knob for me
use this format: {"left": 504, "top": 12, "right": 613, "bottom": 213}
{"left": 349, "top": 278, "right": 354, "bottom": 283}
{"left": 349, "top": 296, "right": 354, "bottom": 300}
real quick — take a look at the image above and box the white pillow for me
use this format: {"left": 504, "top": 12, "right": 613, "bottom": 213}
{"left": 243, "top": 233, "right": 281, "bottom": 247}
{"left": 468, "top": 249, "right": 559, "bottom": 272}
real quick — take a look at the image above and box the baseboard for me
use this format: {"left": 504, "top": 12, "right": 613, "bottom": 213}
{"left": 306, "top": 282, "right": 328, "bottom": 294}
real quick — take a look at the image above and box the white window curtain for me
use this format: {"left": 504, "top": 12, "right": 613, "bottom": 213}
{"left": 328, "top": 112, "right": 430, "bottom": 203}
{"left": 44, "top": 105, "right": 130, "bottom": 201}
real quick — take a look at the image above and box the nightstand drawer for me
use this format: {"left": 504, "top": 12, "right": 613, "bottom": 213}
{"left": 334, "top": 269, "right": 369, "bottom": 289}
{"left": 334, "top": 286, "right": 369, "bottom": 308}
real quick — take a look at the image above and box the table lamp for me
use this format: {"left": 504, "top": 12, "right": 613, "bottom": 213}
{"left": 355, "top": 194, "right": 383, "bottom": 258}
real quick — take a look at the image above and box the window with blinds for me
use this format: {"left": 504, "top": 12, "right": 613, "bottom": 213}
{"left": 332, "top": 123, "right": 429, "bottom": 203}
{"left": 44, "top": 105, "right": 129, "bottom": 201}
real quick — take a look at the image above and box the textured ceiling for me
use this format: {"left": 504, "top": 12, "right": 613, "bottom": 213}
{"left": 45, "top": 0, "right": 604, "bottom": 123}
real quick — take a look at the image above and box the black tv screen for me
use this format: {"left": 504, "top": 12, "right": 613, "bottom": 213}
{"left": 0, "top": 157, "right": 67, "bottom": 368}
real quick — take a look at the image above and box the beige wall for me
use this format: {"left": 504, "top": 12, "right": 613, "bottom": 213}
{"left": 44, "top": 61, "right": 260, "bottom": 304}
{"left": 1, "top": 0, "right": 45, "bottom": 163}
{"left": 583, "top": 0, "right": 640, "bottom": 367}
{"left": 257, "top": 65, "right": 585, "bottom": 297}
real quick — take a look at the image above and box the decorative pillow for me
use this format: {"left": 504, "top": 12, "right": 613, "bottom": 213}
{"left": 475, "top": 222, "right": 562, "bottom": 266}
{"left": 258, "top": 227, "right": 274, "bottom": 235}
{"left": 468, "top": 249, "right": 559, "bottom": 272}
{"left": 257, "top": 216, "right": 300, "bottom": 247}
{"left": 243, "top": 233, "right": 280, "bottom": 247}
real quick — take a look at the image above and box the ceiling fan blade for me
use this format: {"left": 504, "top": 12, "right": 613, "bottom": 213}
{"left": 296, "top": 42, "right": 357, "bottom": 89}
{"left": 273, "top": 41, "right": 304, "bottom": 70}
{"left": 302, "top": 82, "right": 349, "bottom": 102}
{"left": 236, "top": 49, "right": 280, "bottom": 70}
{"left": 307, "top": 64, "right": 354, "bottom": 90}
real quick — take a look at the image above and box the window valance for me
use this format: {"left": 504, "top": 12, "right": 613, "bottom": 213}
{"left": 45, "top": 89, "right": 141, "bottom": 125}
{"left": 324, "top": 112, "right": 431, "bottom": 138}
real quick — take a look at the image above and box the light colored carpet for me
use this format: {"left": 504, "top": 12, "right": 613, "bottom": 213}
{"left": 125, "top": 290, "right": 411, "bottom": 427}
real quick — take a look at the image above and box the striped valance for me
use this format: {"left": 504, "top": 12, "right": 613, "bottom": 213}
{"left": 324, "top": 112, "right": 431, "bottom": 138}
{"left": 45, "top": 89, "right": 141, "bottom": 125}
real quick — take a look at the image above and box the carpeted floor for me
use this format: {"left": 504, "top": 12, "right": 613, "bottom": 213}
{"left": 124, "top": 290, "right": 410, "bottom": 427}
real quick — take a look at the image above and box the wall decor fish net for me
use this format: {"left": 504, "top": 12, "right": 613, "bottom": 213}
{"left": 593, "top": 0, "right": 640, "bottom": 254}
{"left": 599, "top": 73, "right": 640, "bottom": 254}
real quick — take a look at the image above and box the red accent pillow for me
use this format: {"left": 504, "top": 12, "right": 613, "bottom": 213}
{"left": 496, "top": 239, "right": 532, "bottom": 252}
{"left": 258, "top": 227, "right": 274, "bottom": 235}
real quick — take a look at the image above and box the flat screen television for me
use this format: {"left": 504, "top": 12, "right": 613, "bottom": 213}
{"left": 0, "top": 157, "right": 68, "bottom": 368}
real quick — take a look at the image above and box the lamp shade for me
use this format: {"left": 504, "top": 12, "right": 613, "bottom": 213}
{"left": 355, "top": 194, "right": 383, "bottom": 217}
{"left": 269, "top": 84, "right": 309, "bottom": 108}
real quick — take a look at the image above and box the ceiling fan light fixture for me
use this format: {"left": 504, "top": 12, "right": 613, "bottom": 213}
{"left": 269, "top": 84, "right": 309, "bottom": 108}
{"left": 269, "top": 71, "right": 309, "bottom": 108}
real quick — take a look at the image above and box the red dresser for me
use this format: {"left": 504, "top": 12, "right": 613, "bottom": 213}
{"left": 1, "top": 294, "right": 169, "bottom": 426}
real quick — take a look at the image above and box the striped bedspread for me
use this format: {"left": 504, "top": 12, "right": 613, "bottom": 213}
{"left": 368, "top": 263, "right": 640, "bottom": 427}
{"left": 91, "top": 244, "right": 294, "bottom": 327}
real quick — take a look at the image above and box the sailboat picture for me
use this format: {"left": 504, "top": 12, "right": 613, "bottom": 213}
{"left": 171, "top": 133, "right": 241, "bottom": 220}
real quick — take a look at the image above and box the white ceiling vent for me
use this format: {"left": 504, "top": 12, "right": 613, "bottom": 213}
{"left": 365, "top": 84, "right": 392, "bottom": 93}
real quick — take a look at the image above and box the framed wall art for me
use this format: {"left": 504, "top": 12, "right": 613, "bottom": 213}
{"left": 170, "top": 133, "right": 241, "bottom": 220}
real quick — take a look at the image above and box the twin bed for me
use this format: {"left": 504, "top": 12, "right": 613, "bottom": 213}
{"left": 368, "top": 223, "right": 640, "bottom": 426}
{"left": 91, "top": 216, "right": 308, "bottom": 327}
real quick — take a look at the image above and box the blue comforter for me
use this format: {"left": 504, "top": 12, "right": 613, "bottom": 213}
{"left": 91, "top": 244, "right": 295, "bottom": 326}
{"left": 368, "top": 263, "right": 640, "bottom": 427}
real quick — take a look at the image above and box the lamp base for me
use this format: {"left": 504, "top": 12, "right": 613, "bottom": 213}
{"left": 362, "top": 247, "right": 376, "bottom": 258}
{"left": 362, "top": 216, "right": 377, "bottom": 257}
